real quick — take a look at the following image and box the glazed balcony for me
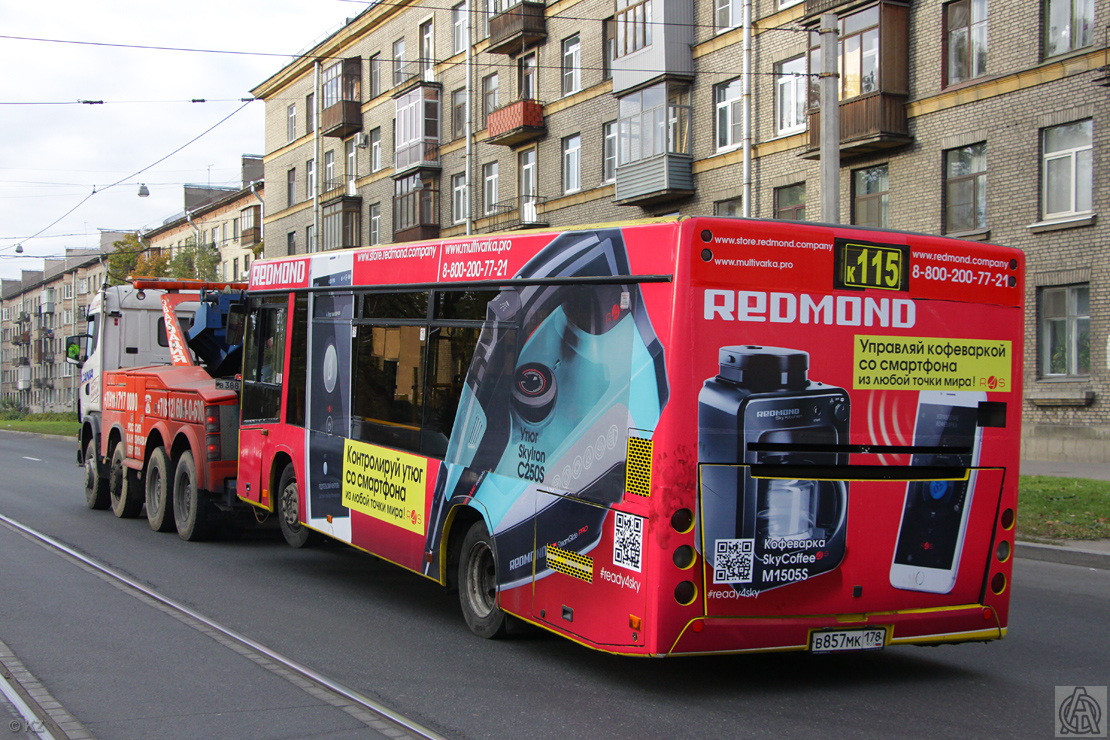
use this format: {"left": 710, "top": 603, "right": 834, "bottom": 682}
{"left": 487, "top": 1, "right": 547, "bottom": 55}
{"left": 486, "top": 99, "right": 546, "bottom": 146}
{"left": 394, "top": 187, "right": 440, "bottom": 243}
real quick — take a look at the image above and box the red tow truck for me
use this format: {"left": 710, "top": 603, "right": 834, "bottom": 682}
{"left": 69, "top": 279, "right": 249, "bottom": 540}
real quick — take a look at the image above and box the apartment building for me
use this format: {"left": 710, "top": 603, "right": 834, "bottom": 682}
{"left": 142, "top": 156, "right": 265, "bottom": 283}
{"left": 0, "top": 242, "right": 114, "bottom": 414}
{"left": 253, "top": 0, "right": 1107, "bottom": 461}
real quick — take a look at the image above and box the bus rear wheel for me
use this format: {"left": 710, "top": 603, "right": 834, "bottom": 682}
{"left": 458, "top": 521, "right": 508, "bottom": 639}
{"left": 278, "top": 465, "right": 321, "bottom": 548}
{"left": 145, "top": 447, "right": 175, "bottom": 532}
{"left": 84, "top": 439, "right": 109, "bottom": 510}
{"left": 109, "top": 444, "right": 144, "bottom": 518}
{"left": 173, "top": 450, "right": 212, "bottom": 542}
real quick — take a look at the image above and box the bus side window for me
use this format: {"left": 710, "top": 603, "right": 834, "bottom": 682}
{"left": 423, "top": 326, "right": 482, "bottom": 458}
{"left": 241, "top": 300, "right": 286, "bottom": 424}
{"left": 351, "top": 323, "right": 426, "bottom": 454}
{"left": 285, "top": 294, "right": 308, "bottom": 427}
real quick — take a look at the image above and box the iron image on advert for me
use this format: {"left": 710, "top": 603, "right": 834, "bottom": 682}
{"left": 699, "top": 346, "right": 849, "bottom": 594}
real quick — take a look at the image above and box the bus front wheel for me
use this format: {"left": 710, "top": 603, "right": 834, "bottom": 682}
{"left": 277, "top": 465, "right": 321, "bottom": 548}
{"left": 458, "top": 521, "right": 508, "bottom": 639}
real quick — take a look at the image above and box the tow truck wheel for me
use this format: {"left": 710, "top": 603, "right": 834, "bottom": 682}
{"left": 458, "top": 521, "right": 509, "bottom": 639}
{"left": 278, "top": 465, "right": 321, "bottom": 548}
{"left": 109, "top": 444, "right": 144, "bottom": 518}
{"left": 145, "top": 447, "right": 176, "bottom": 532}
{"left": 173, "top": 450, "right": 212, "bottom": 542}
{"left": 83, "top": 440, "right": 109, "bottom": 510}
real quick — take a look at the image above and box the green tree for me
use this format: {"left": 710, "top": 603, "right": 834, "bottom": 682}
{"left": 167, "top": 240, "right": 219, "bottom": 281}
{"left": 106, "top": 233, "right": 145, "bottom": 285}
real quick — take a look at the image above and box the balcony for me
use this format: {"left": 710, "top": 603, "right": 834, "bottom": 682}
{"left": 11, "top": 331, "right": 30, "bottom": 346}
{"left": 802, "top": 93, "right": 912, "bottom": 159}
{"left": 321, "top": 101, "right": 362, "bottom": 138}
{"left": 487, "top": 1, "right": 547, "bottom": 55}
{"left": 394, "top": 140, "right": 441, "bottom": 176}
{"left": 614, "top": 154, "right": 695, "bottom": 206}
{"left": 14, "top": 356, "right": 29, "bottom": 366}
{"left": 482, "top": 196, "right": 548, "bottom": 232}
{"left": 393, "top": 187, "right": 440, "bottom": 243}
{"left": 486, "top": 100, "right": 546, "bottom": 146}
{"left": 41, "top": 351, "right": 55, "bottom": 364}
{"left": 391, "top": 60, "right": 436, "bottom": 92}
{"left": 321, "top": 57, "right": 363, "bottom": 138}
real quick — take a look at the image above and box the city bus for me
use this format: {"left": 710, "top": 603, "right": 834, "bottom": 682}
{"left": 237, "top": 216, "right": 1023, "bottom": 656}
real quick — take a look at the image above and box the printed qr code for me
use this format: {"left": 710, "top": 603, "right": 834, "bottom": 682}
{"left": 714, "top": 539, "right": 755, "bottom": 584}
{"left": 613, "top": 511, "right": 643, "bottom": 572}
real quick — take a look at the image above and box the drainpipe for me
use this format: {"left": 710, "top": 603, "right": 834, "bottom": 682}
{"left": 464, "top": 4, "right": 474, "bottom": 236}
{"left": 313, "top": 61, "right": 322, "bottom": 253}
{"left": 741, "top": 0, "right": 752, "bottom": 217}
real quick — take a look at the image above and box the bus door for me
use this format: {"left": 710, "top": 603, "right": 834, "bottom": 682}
{"left": 239, "top": 295, "right": 305, "bottom": 509}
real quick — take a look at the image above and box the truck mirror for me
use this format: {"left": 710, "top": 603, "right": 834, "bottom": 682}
{"left": 64, "top": 335, "right": 88, "bottom": 366}
{"left": 225, "top": 305, "right": 246, "bottom": 346}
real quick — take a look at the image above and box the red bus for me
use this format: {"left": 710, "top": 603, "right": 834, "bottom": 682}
{"left": 238, "top": 217, "right": 1022, "bottom": 656}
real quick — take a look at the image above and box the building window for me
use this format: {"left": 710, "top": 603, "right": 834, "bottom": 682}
{"left": 775, "top": 56, "right": 807, "bottom": 136}
{"left": 369, "top": 203, "right": 382, "bottom": 245}
{"left": 483, "top": 161, "right": 499, "bottom": 214}
{"left": 420, "top": 20, "right": 435, "bottom": 79}
{"left": 321, "top": 59, "right": 360, "bottom": 110}
{"left": 394, "top": 86, "right": 440, "bottom": 171}
{"left": 775, "top": 183, "right": 806, "bottom": 221}
{"left": 519, "top": 53, "right": 537, "bottom": 100}
{"left": 287, "top": 104, "right": 296, "bottom": 142}
{"left": 562, "top": 134, "right": 581, "bottom": 194}
{"left": 452, "top": 172, "right": 469, "bottom": 223}
{"left": 1045, "top": 0, "right": 1094, "bottom": 57}
{"left": 615, "top": 0, "right": 652, "bottom": 58}
{"left": 603, "top": 17, "right": 616, "bottom": 80}
{"left": 453, "top": 2, "right": 469, "bottom": 53}
{"left": 305, "top": 93, "right": 315, "bottom": 133}
{"left": 286, "top": 168, "right": 297, "bottom": 208}
{"left": 323, "top": 199, "right": 361, "bottom": 250}
{"left": 346, "top": 139, "right": 357, "bottom": 189}
{"left": 287, "top": 231, "right": 297, "bottom": 255}
{"left": 562, "top": 35, "right": 581, "bottom": 96}
{"left": 853, "top": 165, "right": 889, "bottom": 227}
{"left": 946, "top": 0, "right": 988, "bottom": 86}
{"left": 369, "top": 53, "right": 382, "bottom": 98}
{"left": 944, "top": 142, "right": 987, "bottom": 233}
{"left": 306, "top": 224, "right": 316, "bottom": 253}
{"left": 370, "top": 128, "right": 382, "bottom": 172}
{"left": 715, "top": 0, "right": 738, "bottom": 32}
{"left": 482, "top": 73, "right": 499, "bottom": 127}
{"left": 1043, "top": 119, "right": 1092, "bottom": 219}
{"left": 715, "top": 78, "right": 742, "bottom": 151}
{"left": 715, "top": 198, "right": 741, "bottom": 217}
{"left": 452, "top": 88, "right": 468, "bottom": 140}
{"left": 393, "top": 38, "right": 407, "bottom": 87}
{"left": 603, "top": 121, "right": 617, "bottom": 183}
{"left": 808, "top": 6, "right": 879, "bottom": 105}
{"left": 324, "top": 150, "right": 336, "bottom": 190}
{"left": 306, "top": 159, "right": 316, "bottom": 199}
{"left": 617, "top": 82, "right": 691, "bottom": 165}
{"left": 519, "top": 149, "right": 538, "bottom": 222}
{"left": 1040, "top": 284, "right": 1090, "bottom": 376}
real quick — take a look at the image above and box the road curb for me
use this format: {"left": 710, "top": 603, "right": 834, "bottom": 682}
{"left": 1016, "top": 541, "right": 1110, "bottom": 570}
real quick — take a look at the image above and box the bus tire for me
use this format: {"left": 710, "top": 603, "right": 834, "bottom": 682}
{"left": 173, "top": 450, "right": 212, "bottom": 542}
{"left": 84, "top": 439, "right": 109, "bottom": 510}
{"left": 145, "top": 447, "right": 176, "bottom": 532}
{"left": 278, "top": 465, "right": 321, "bottom": 548}
{"left": 458, "top": 521, "right": 508, "bottom": 639}
{"left": 109, "top": 444, "right": 144, "bottom": 518}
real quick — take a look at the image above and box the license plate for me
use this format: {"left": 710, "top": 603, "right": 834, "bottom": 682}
{"left": 214, "top": 379, "right": 240, "bottom": 392}
{"left": 809, "top": 628, "right": 886, "bottom": 653}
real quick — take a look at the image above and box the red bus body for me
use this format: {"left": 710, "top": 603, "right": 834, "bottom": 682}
{"left": 240, "top": 217, "right": 1023, "bottom": 656}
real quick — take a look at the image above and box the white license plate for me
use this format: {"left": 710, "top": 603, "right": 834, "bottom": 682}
{"left": 809, "top": 628, "right": 885, "bottom": 653}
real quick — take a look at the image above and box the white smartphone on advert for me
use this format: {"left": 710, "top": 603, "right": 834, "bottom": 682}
{"left": 890, "top": 390, "right": 986, "bottom": 594}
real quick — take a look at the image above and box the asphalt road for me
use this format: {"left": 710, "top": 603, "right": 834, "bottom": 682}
{"left": 0, "top": 431, "right": 1106, "bottom": 739}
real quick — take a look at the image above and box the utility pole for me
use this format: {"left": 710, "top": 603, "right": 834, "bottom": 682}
{"left": 819, "top": 13, "right": 840, "bottom": 223}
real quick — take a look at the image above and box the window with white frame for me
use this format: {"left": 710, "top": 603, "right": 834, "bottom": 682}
{"left": 369, "top": 53, "right": 382, "bottom": 98}
{"left": 562, "top": 134, "right": 581, "bottom": 194}
{"left": 483, "top": 161, "right": 499, "bottom": 214}
{"left": 287, "top": 168, "right": 297, "bottom": 208}
{"left": 393, "top": 38, "right": 407, "bottom": 87}
{"left": 603, "top": 122, "right": 616, "bottom": 183}
{"left": 715, "top": 0, "right": 738, "bottom": 32}
{"left": 370, "top": 128, "right": 382, "bottom": 172}
{"left": 420, "top": 20, "right": 434, "bottom": 79}
{"left": 306, "top": 224, "right": 316, "bottom": 253}
{"left": 1044, "top": 0, "right": 1094, "bottom": 57}
{"left": 346, "top": 138, "right": 357, "bottom": 189}
{"left": 1042, "top": 119, "right": 1092, "bottom": 219}
{"left": 369, "top": 203, "right": 382, "bottom": 245}
{"left": 307, "top": 159, "right": 316, "bottom": 199}
{"left": 452, "top": 88, "right": 468, "bottom": 140}
{"left": 775, "top": 56, "right": 807, "bottom": 135}
{"left": 452, "top": 172, "right": 469, "bottom": 223}
{"left": 63, "top": 283, "right": 73, "bottom": 299}
{"left": 715, "top": 78, "right": 742, "bottom": 150}
{"left": 562, "top": 35, "right": 581, "bottom": 96}
{"left": 944, "top": 142, "right": 987, "bottom": 232}
{"left": 287, "top": 104, "right": 296, "bottom": 142}
{"left": 482, "top": 73, "right": 499, "bottom": 127}
{"left": 1040, "top": 284, "right": 1090, "bottom": 376}
{"left": 618, "top": 82, "right": 691, "bottom": 164}
{"left": 324, "top": 150, "right": 336, "bottom": 190}
{"left": 945, "top": 0, "right": 988, "bottom": 86}
{"left": 519, "top": 53, "right": 537, "bottom": 100}
{"left": 453, "top": 2, "right": 469, "bottom": 53}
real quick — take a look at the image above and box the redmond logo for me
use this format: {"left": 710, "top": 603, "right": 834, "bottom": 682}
{"left": 705, "top": 290, "right": 916, "bottom": 328}
{"left": 755, "top": 408, "right": 802, "bottom": 418}
{"left": 251, "top": 260, "right": 307, "bottom": 287}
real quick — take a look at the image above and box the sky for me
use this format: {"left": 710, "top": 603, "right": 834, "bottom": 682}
{"left": 0, "top": 1, "right": 364, "bottom": 281}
